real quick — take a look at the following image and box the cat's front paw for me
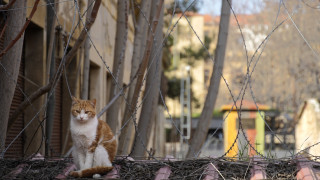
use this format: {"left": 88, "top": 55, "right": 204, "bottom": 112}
{"left": 93, "top": 174, "right": 101, "bottom": 179}
{"left": 69, "top": 170, "right": 80, "bottom": 177}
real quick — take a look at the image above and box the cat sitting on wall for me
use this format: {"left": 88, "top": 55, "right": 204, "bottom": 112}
{"left": 69, "top": 96, "right": 117, "bottom": 178}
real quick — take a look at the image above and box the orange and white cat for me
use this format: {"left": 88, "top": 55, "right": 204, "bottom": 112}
{"left": 69, "top": 96, "right": 117, "bottom": 178}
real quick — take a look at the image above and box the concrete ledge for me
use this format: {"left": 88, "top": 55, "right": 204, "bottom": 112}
{"left": 203, "top": 162, "right": 219, "bottom": 180}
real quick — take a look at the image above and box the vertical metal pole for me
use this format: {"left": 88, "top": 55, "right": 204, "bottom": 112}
{"left": 186, "top": 68, "right": 191, "bottom": 139}
{"left": 180, "top": 75, "right": 185, "bottom": 158}
{"left": 271, "top": 116, "right": 275, "bottom": 150}
{"left": 45, "top": 0, "right": 56, "bottom": 157}
{"left": 180, "top": 66, "right": 191, "bottom": 158}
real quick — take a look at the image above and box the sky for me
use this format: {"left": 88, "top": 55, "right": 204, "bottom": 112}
{"left": 198, "top": 0, "right": 265, "bottom": 15}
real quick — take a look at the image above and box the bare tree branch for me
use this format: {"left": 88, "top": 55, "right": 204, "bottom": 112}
{"left": 0, "top": 0, "right": 16, "bottom": 11}
{"left": 0, "top": 20, "right": 7, "bottom": 40}
{"left": 97, "top": 88, "right": 124, "bottom": 118}
{"left": 0, "top": 0, "right": 40, "bottom": 59}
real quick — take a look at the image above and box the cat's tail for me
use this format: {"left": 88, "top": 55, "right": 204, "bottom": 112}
{"left": 69, "top": 166, "right": 113, "bottom": 178}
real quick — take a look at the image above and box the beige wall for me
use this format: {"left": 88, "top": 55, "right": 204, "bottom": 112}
{"left": 295, "top": 99, "right": 320, "bottom": 158}
{"left": 166, "top": 60, "right": 210, "bottom": 116}
{"left": 166, "top": 14, "right": 212, "bottom": 117}
{"left": 173, "top": 14, "right": 204, "bottom": 51}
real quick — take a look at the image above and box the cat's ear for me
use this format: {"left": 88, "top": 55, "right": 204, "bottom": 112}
{"left": 71, "top": 96, "right": 79, "bottom": 105}
{"left": 90, "top": 99, "right": 96, "bottom": 107}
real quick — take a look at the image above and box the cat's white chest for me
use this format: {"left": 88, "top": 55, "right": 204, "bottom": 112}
{"left": 72, "top": 129, "right": 95, "bottom": 148}
{"left": 70, "top": 117, "right": 98, "bottom": 149}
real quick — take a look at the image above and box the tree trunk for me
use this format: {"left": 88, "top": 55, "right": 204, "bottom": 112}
{"left": 117, "top": 0, "right": 152, "bottom": 155}
{"left": 81, "top": 0, "right": 94, "bottom": 100}
{"left": 186, "top": 0, "right": 232, "bottom": 158}
{"left": 0, "top": 0, "right": 27, "bottom": 151}
{"left": 130, "top": 0, "right": 164, "bottom": 157}
{"left": 106, "top": 0, "right": 128, "bottom": 131}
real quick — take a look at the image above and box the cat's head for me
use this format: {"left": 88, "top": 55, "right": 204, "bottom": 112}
{"left": 71, "top": 96, "right": 97, "bottom": 123}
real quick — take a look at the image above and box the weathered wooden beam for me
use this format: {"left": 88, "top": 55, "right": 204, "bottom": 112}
{"left": 104, "top": 165, "right": 120, "bottom": 179}
{"left": 154, "top": 166, "right": 172, "bottom": 180}
{"left": 154, "top": 155, "right": 175, "bottom": 180}
{"left": 296, "top": 156, "right": 317, "bottom": 180}
{"left": 250, "top": 156, "right": 267, "bottom": 180}
{"left": 203, "top": 162, "right": 220, "bottom": 180}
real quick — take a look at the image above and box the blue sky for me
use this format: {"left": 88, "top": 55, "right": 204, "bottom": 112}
{"left": 198, "top": 0, "right": 221, "bottom": 15}
{"left": 199, "top": 0, "right": 265, "bottom": 15}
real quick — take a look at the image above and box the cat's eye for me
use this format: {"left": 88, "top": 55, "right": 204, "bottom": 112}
{"left": 85, "top": 111, "right": 90, "bottom": 114}
{"left": 75, "top": 110, "right": 80, "bottom": 113}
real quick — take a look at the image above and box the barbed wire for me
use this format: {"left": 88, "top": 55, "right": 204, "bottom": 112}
{"left": 182, "top": 0, "right": 320, "bottom": 160}
{"left": 2, "top": 0, "right": 167, "bottom": 161}
{"left": 1, "top": 0, "right": 320, "bottom": 165}
{"left": 243, "top": 0, "right": 320, "bottom": 158}
{"left": 30, "top": 0, "right": 320, "bottom": 168}
{"left": 180, "top": 0, "right": 268, "bottom": 158}
{"left": 221, "top": 0, "right": 295, "bottom": 159}
{"left": 301, "top": 0, "right": 320, "bottom": 9}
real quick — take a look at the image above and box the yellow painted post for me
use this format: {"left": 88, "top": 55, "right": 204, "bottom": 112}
{"left": 223, "top": 111, "right": 238, "bottom": 157}
{"left": 255, "top": 111, "right": 265, "bottom": 155}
